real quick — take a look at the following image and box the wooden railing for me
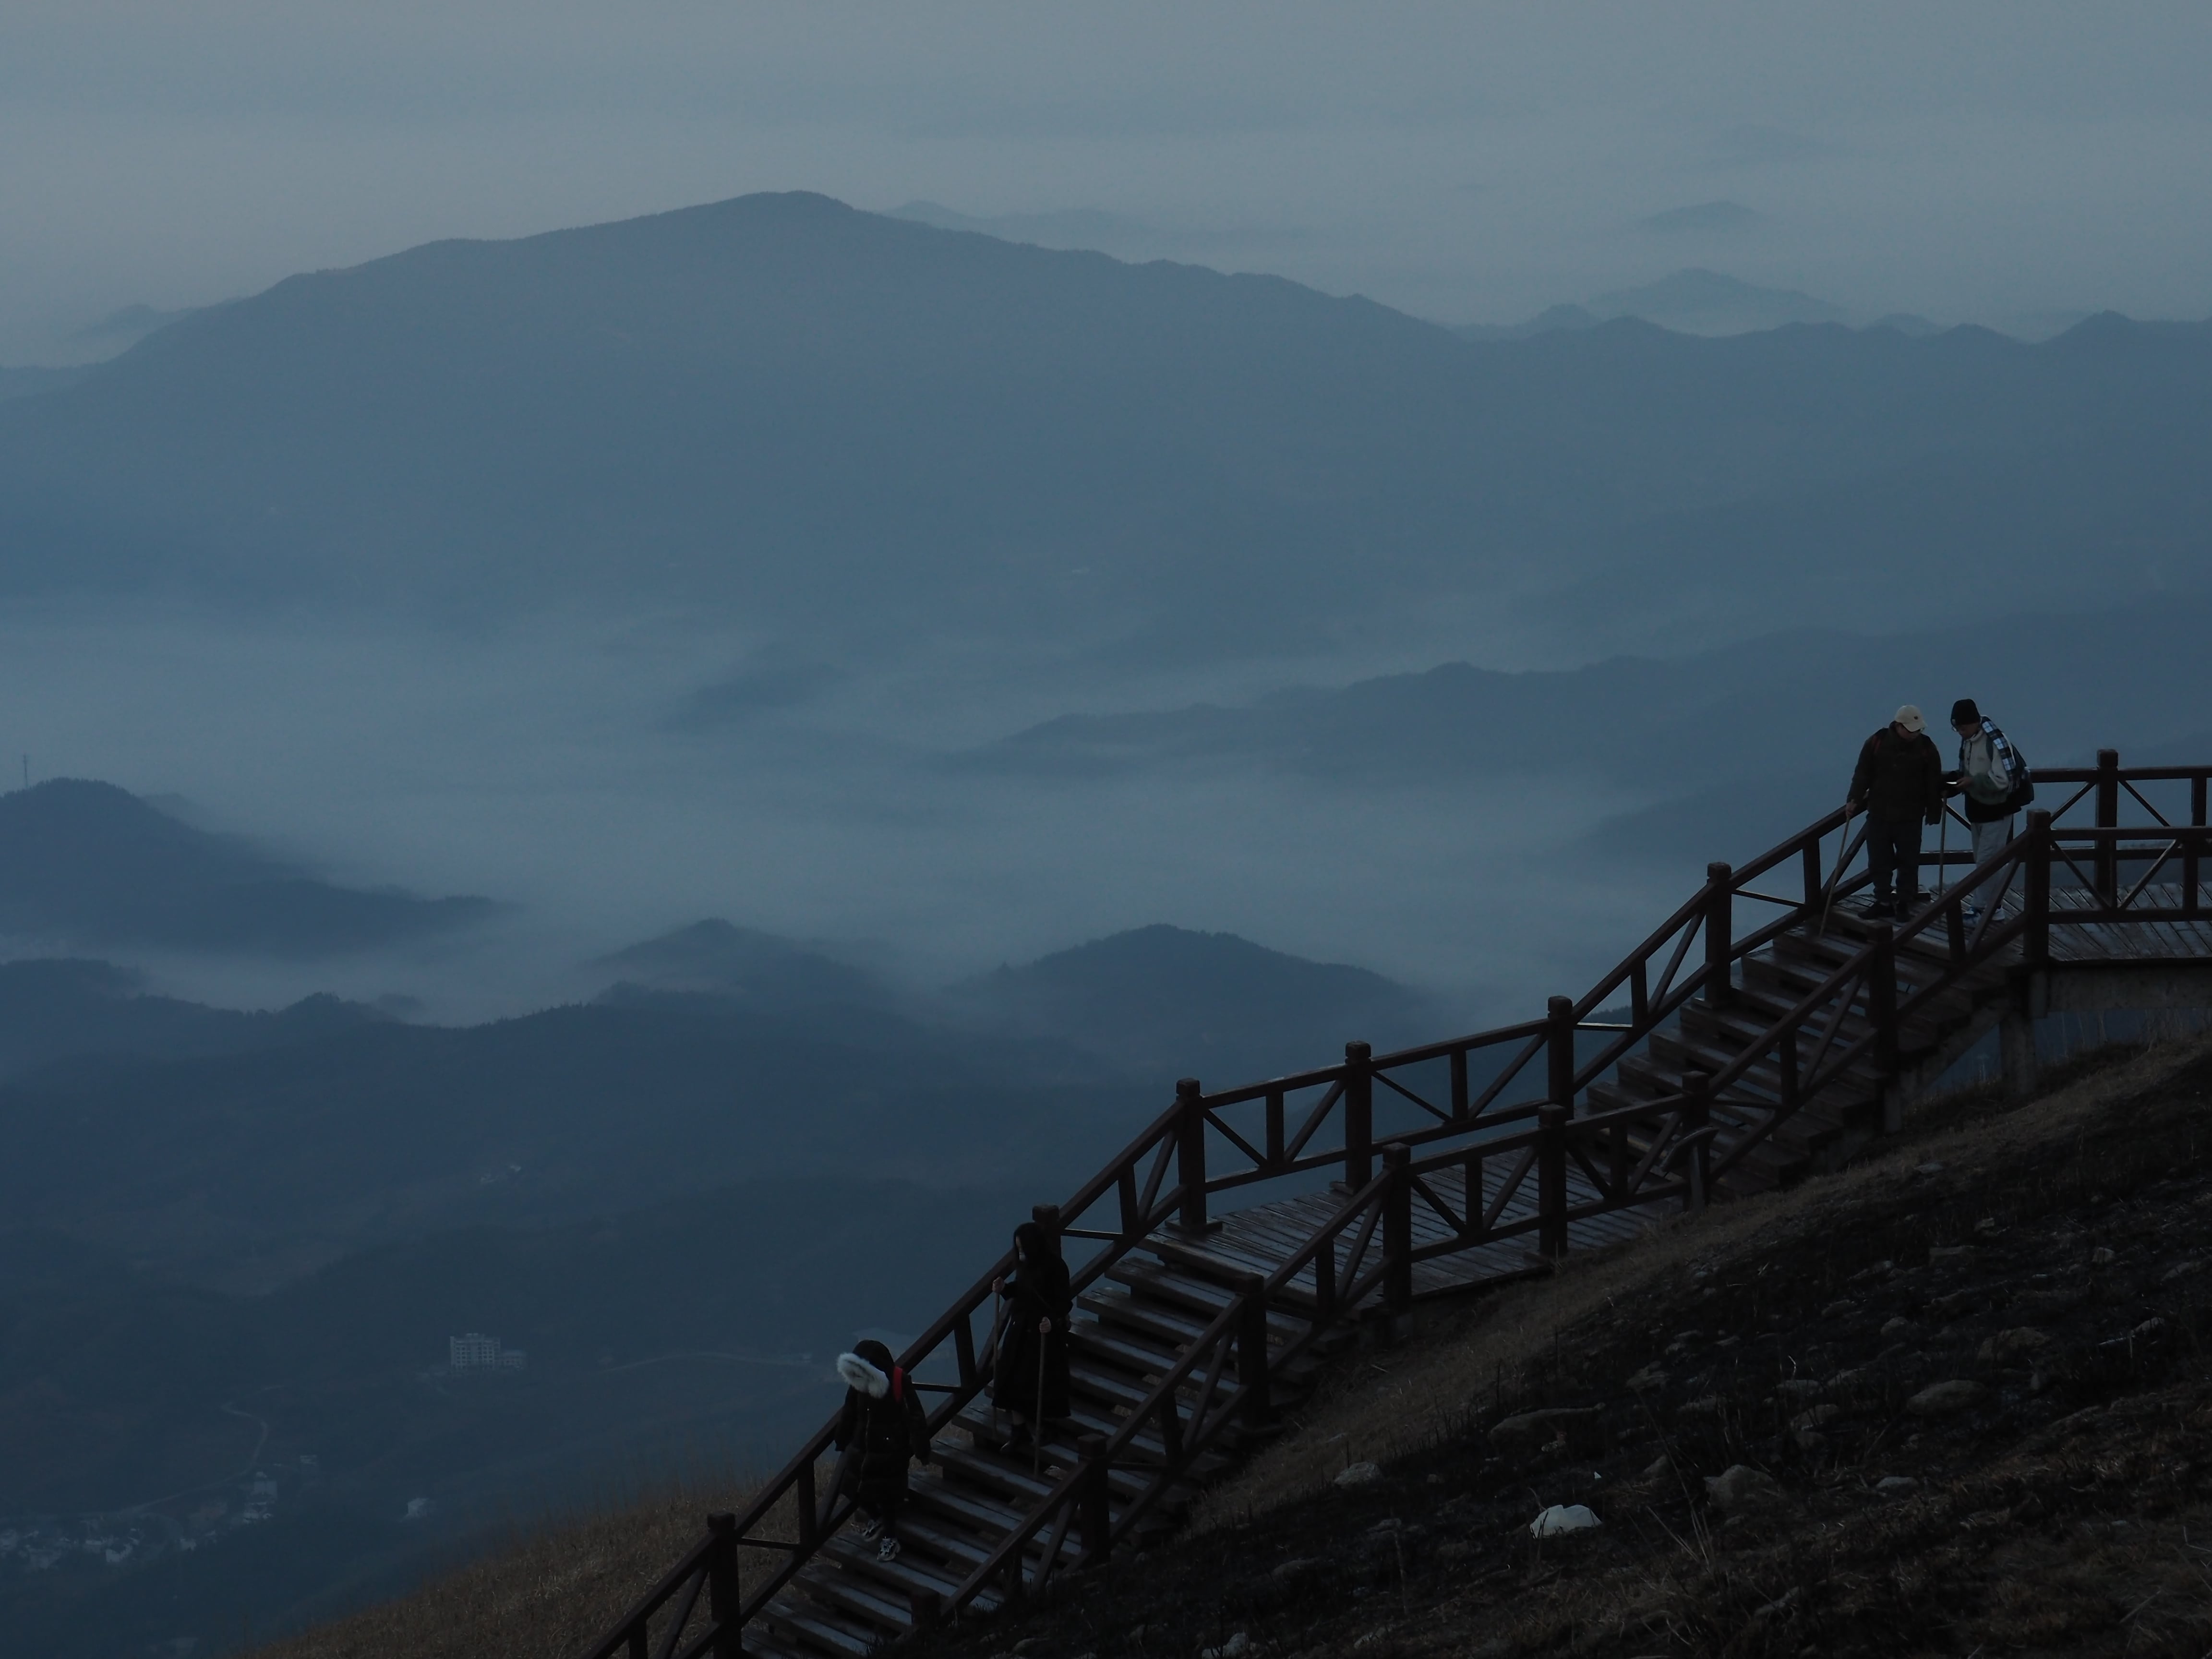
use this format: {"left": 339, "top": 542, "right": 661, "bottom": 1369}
{"left": 580, "top": 752, "right": 2212, "bottom": 1658}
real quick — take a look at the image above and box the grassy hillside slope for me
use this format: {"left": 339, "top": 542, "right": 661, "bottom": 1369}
{"left": 250, "top": 1033, "right": 2212, "bottom": 1658}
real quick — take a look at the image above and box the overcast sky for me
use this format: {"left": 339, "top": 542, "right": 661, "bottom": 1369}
{"left": 4, "top": 1, "right": 2211, "bottom": 359}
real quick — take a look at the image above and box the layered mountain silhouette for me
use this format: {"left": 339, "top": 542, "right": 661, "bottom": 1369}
{"left": 0, "top": 957, "right": 387, "bottom": 1082}
{"left": 592, "top": 919, "right": 892, "bottom": 1011}
{"left": 0, "top": 780, "right": 496, "bottom": 954}
{"left": 1587, "top": 267, "right": 1849, "bottom": 332}
{"left": 985, "top": 594, "right": 2212, "bottom": 873}
{"left": 0, "top": 193, "right": 2207, "bottom": 649}
{"left": 948, "top": 923, "right": 1439, "bottom": 1084}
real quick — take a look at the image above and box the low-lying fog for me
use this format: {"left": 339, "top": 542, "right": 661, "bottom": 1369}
{"left": 0, "top": 598, "right": 1670, "bottom": 1028}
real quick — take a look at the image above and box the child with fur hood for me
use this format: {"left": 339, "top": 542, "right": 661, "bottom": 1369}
{"left": 833, "top": 1338, "right": 931, "bottom": 1560}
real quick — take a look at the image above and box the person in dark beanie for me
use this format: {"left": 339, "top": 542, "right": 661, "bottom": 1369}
{"left": 1846, "top": 704, "right": 1945, "bottom": 919}
{"left": 1945, "top": 698, "right": 2032, "bottom": 920}
{"left": 991, "top": 1220, "right": 1072, "bottom": 1448}
{"left": 833, "top": 1338, "right": 930, "bottom": 1561}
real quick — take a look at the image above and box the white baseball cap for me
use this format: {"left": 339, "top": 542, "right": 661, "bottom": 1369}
{"left": 1894, "top": 705, "right": 1926, "bottom": 733}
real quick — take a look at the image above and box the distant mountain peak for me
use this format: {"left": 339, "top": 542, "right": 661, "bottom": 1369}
{"left": 0, "top": 778, "right": 496, "bottom": 955}
{"left": 593, "top": 918, "right": 890, "bottom": 1010}
{"left": 1578, "top": 267, "right": 1849, "bottom": 336}
{"left": 949, "top": 923, "right": 1435, "bottom": 1082}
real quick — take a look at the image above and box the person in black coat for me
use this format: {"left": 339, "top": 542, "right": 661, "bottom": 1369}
{"left": 1846, "top": 704, "right": 1946, "bottom": 920}
{"left": 991, "top": 1220, "right": 1072, "bottom": 1445}
{"left": 833, "top": 1338, "right": 930, "bottom": 1561}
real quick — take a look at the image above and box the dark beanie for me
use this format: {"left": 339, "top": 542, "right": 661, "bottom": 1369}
{"left": 1951, "top": 698, "right": 1980, "bottom": 725}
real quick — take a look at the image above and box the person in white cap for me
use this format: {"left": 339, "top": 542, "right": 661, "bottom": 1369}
{"left": 1844, "top": 705, "right": 1945, "bottom": 919}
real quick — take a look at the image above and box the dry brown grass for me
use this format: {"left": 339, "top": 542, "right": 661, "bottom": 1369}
{"left": 247, "top": 1474, "right": 797, "bottom": 1659}
{"left": 250, "top": 1031, "right": 2212, "bottom": 1656}
{"left": 1191, "top": 1029, "right": 2212, "bottom": 1532}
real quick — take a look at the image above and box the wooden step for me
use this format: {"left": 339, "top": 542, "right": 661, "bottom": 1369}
{"left": 793, "top": 1561, "right": 919, "bottom": 1637}
{"left": 903, "top": 1473, "right": 1029, "bottom": 1537}
{"left": 1068, "top": 1319, "right": 1190, "bottom": 1379}
{"left": 1087, "top": 1274, "right": 1317, "bottom": 1346}
{"left": 761, "top": 1596, "right": 881, "bottom": 1659}
{"left": 818, "top": 1531, "right": 975, "bottom": 1605}
{"left": 948, "top": 1401, "right": 1228, "bottom": 1488}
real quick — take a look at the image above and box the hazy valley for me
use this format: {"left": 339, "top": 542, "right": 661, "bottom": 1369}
{"left": 2, "top": 185, "right": 2207, "bottom": 1657}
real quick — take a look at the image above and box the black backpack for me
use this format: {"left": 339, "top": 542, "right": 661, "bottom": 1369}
{"left": 1998, "top": 728, "right": 2034, "bottom": 810}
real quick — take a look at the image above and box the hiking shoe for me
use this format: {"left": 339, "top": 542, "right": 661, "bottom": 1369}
{"left": 1863, "top": 900, "right": 1896, "bottom": 920}
{"left": 877, "top": 1537, "right": 902, "bottom": 1562}
{"left": 859, "top": 1518, "right": 883, "bottom": 1541}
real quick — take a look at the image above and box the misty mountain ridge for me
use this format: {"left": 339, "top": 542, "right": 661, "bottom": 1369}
{"left": 2, "top": 192, "right": 2208, "bottom": 659}
{"left": 73, "top": 301, "right": 201, "bottom": 350}
{"left": 591, "top": 918, "right": 892, "bottom": 1010}
{"left": 0, "top": 779, "right": 498, "bottom": 955}
{"left": 887, "top": 199, "right": 1142, "bottom": 250}
{"left": 0, "top": 956, "right": 388, "bottom": 1083}
{"left": 947, "top": 923, "right": 1441, "bottom": 1085}
{"left": 1461, "top": 267, "right": 1851, "bottom": 339}
{"left": 980, "top": 593, "right": 2212, "bottom": 813}
{"left": 1588, "top": 267, "right": 1850, "bottom": 332}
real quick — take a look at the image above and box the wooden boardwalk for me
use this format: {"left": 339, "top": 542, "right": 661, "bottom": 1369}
{"left": 1184, "top": 1159, "right": 1651, "bottom": 1304}
{"left": 2048, "top": 884, "right": 2212, "bottom": 962}
{"left": 577, "top": 769, "right": 2212, "bottom": 1659}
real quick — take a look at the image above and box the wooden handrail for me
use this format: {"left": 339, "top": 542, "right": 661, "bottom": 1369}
{"left": 580, "top": 751, "right": 2212, "bottom": 1659}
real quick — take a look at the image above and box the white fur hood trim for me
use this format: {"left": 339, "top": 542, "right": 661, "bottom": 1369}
{"left": 837, "top": 1352, "right": 890, "bottom": 1398}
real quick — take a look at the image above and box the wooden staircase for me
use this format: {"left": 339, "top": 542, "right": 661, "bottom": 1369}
{"left": 1588, "top": 904, "right": 2017, "bottom": 1194}
{"left": 574, "top": 759, "right": 2212, "bottom": 1659}
{"left": 748, "top": 1241, "right": 1348, "bottom": 1659}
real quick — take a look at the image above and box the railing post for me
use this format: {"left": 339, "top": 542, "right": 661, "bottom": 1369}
{"left": 909, "top": 1589, "right": 944, "bottom": 1635}
{"left": 1175, "top": 1078, "right": 1208, "bottom": 1234}
{"left": 1868, "top": 923, "right": 1900, "bottom": 1133}
{"left": 1679, "top": 1069, "right": 1710, "bottom": 1213}
{"left": 1382, "top": 1144, "right": 1413, "bottom": 1318}
{"left": 1234, "top": 1274, "right": 1274, "bottom": 1428}
{"left": 1449, "top": 1047, "right": 1468, "bottom": 1118}
{"left": 707, "top": 1512, "right": 742, "bottom": 1659}
{"left": 2095, "top": 747, "right": 2119, "bottom": 903}
{"left": 1802, "top": 835, "right": 1823, "bottom": 911}
{"left": 2187, "top": 777, "right": 2206, "bottom": 919}
{"left": 1704, "top": 862, "right": 1735, "bottom": 1005}
{"left": 1264, "top": 1087, "right": 1285, "bottom": 1165}
{"left": 795, "top": 1455, "right": 818, "bottom": 1551}
{"left": 2000, "top": 969, "right": 2040, "bottom": 1103}
{"left": 1546, "top": 994, "right": 1576, "bottom": 1115}
{"left": 1343, "top": 1041, "right": 1373, "bottom": 1190}
{"left": 1076, "top": 1432, "right": 1113, "bottom": 1565}
{"left": 955, "top": 1313, "right": 979, "bottom": 1391}
{"left": 1537, "top": 1103, "right": 1569, "bottom": 1258}
{"left": 2024, "top": 811, "right": 2052, "bottom": 965}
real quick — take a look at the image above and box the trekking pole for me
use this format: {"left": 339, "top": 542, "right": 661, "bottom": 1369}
{"left": 1818, "top": 815, "right": 1850, "bottom": 938}
{"left": 989, "top": 1287, "right": 1006, "bottom": 1442}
